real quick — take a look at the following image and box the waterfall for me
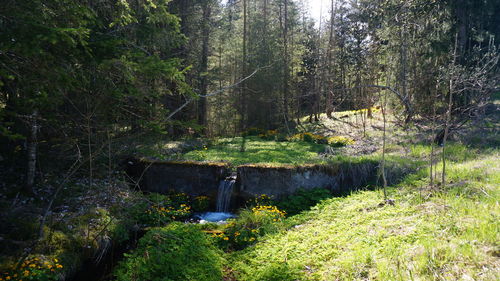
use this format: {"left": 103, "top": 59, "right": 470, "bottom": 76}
{"left": 216, "top": 178, "right": 235, "bottom": 212}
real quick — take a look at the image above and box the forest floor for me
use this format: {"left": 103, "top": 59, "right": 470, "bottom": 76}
{"left": 1, "top": 100, "right": 498, "bottom": 280}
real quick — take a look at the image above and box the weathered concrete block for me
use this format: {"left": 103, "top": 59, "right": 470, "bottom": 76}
{"left": 236, "top": 162, "right": 378, "bottom": 200}
{"left": 126, "top": 159, "right": 230, "bottom": 199}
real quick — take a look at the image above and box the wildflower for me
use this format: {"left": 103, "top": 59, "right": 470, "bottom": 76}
{"left": 223, "top": 237, "right": 229, "bottom": 241}
{"left": 6, "top": 277, "right": 10, "bottom": 280}
{"left": 56, "top": 264, "right": 63, "bottom": 269}
{"left": 249, "top": 237, "right": 255, "bottom": 241}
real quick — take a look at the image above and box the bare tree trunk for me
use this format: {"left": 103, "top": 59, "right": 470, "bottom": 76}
{"left": 441, "top": 34, "right": 459, "bottom": 188}
{"left": 240, "top": 0, "right": 248, "bottom": 130}
{"left": 198, "top": 0, "right": 212, "bottom": 135}
{"left": 326, "top": 0, "right": 337, "bottom": 118}
{"left": 282, "top": 0, "right": 290, "bottom": 123}
{"left": 381, "top": 91, "right": 388, "bottom": 200}
{"left": 25, "top": 109, "right": 38, "bottom": 194}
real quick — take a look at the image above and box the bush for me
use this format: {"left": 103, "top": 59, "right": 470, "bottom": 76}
{"left": 276, "top": 188, "right": 331, "bottom": 216}
{"left": 259, "top": 130, "right": 279, "bottom": 140}
{"left": 114, "top": 223, "right": 224, "bottom": 281}
{"left": 288, "top": 132, "right": 327, "bottom": 144}
{"left": 242, "top": 127, "right": 265, "bottom": 137}
{"left": 191, "top": 196, "right": 210, "bottom": 212}
{"left": 128, "top": 193, "right": 192, "bottom": 227}
{"left": 328, "top": 136, "right": 355, "bottom": 147}
{"left": 211, "top": 204, "right": 286, "bottom": 250}
{"left": 1, "top": 256, "right": 64, "bottom": 281}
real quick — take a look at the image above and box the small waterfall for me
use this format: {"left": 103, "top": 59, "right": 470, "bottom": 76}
{"left": 216, "top": 177, "right": 235, "bottom": 212}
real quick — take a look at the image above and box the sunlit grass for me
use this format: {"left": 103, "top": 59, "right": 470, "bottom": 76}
{"left": 180, "top": 136, "right": 327, "bottom": 166}
{"left": 229, "top": 150, "right": 500, "bottom": 280}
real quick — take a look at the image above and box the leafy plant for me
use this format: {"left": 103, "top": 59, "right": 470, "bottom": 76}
{"left": 114, "top": 223, "right": 224, "bottom": 281}
{"left": 276, "top": 188, "right": 331, "bottom": 216}
{"left": 128, "top": 193, "right": 192, "bottom": 227}
{"left": 1, "top": 256, "right": 64, "bottom": 281}
{"left": 211, "top": 204, "right": 286, "bottom": 250}
{"left": 327, "top": 136, "right": 355, "bottom": 147}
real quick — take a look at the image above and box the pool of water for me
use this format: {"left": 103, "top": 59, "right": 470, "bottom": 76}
{"left": 196, "top": 212, "right": 235, "bottom": 223}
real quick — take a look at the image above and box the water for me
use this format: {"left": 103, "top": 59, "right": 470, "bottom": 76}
{"left": 196, "top": 212, "right": 235, "bottom": 223}
{"left": 196, "top": 178, "right": 236, "bottom": 223}
{"left": 216, "top": 178, "right": 235, "bottom": 212}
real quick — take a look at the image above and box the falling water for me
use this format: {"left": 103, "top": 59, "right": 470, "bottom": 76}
{"left": 216, "top": 178, "right": 235, "bottom": 212}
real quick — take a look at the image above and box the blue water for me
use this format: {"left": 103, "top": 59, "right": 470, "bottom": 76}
{"left": 197, "top": 212, "right": 235, "bottom": 223}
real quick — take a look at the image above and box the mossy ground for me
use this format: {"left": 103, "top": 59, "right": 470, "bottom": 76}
{"left": 179, "top": 136, "right": 327, "bottom": 166}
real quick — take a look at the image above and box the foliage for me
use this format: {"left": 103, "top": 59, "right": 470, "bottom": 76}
{"left": 276, "top": 188, "right": 331, "bottom": 216}
{"left": 114, "top": 223, "right": 224, "bottom": 281}
{"left": 128, "top": 193, "right": 192, "bottom": 227}
{"left": 1, "top": 256, "right": 63, "bottom": 281}
{"left": 191, "top": 196, "right": 210, "bottom": 212}
{"left": 210, "top": 204, "right": 286, "bottom": 250}
{"left": 327, "top": 136, "right": 355, "bottom": 147}
{"left": 287, "top": 132, "right": 327, "bottom": 144}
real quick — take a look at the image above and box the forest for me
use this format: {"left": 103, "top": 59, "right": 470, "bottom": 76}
{"left": 0, "top": 0, "right": 499, "bottom": 280}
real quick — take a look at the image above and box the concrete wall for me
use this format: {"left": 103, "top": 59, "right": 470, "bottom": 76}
{"left": 126, "top": 158, "right": 380, "bottom": 206}
{"left": 125, "top": 159, "right": 230, "bottom": 200}
{"left": 236, "top": 162, "right": 378, "bottom": 200}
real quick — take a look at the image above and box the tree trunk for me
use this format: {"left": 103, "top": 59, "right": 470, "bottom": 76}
{"left": 198, "top": 0, "right": 212, "bottom": 135}
{"left": 326, "top": 0, "right": 337, "bottom": 118}
{"left": 25, "top": 109, "right": 38, "bottom": 194}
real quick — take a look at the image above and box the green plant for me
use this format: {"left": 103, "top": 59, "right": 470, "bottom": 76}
{"left": 211, "top": 205, "right": 286, "bottom": 250}
{"left": 192, "top": 196, "right": 210, "bottom": 212}
{"left": 276, "top": 188, "right": 331, "bottom": 216}
{"left": 242, "top": 127, "right": 265, "bottom": 137}
{"left": 327, "top": 136, "right": 355, "bottom": 147}
{"left": 128, "top": 193, "right": 192, "bottom": 227}
{"left": 1, "top": 256, "right": 64, "bottom": 281}
{"left": 114, "top": 223, "right": 224, "bottom": 281}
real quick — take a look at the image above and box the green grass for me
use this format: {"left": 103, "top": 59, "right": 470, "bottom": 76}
{"left": 179, "top": 136, "right": 327, "bottom": 166}
{"left": 229, "top": 150, "right": 500, "bottom": 280}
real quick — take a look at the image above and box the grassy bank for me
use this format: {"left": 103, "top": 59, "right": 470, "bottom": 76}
{"left": 228, "top": 149, "right": 499, "bottom": 280}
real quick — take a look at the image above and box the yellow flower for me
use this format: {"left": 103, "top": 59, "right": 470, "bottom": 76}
{"left": 223, "top": 237, "right": 229, "bottom": 241}
{"left": 29, "top": 264, "right": 36, "bottom": 268}
{"left": 56, "top": 264, "right": 63, "bottom": 269}
{"left": 249, "top": 237, "right": 255, "bottom": 241}
{"left": 6, "top": 277, "right": 10, "bottom": 280}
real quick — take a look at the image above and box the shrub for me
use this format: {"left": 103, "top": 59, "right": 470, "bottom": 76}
{"left": 246, "top": 194, "right": 274, "bottom": 208}
{"left": 191, "top": 196, "right": 210, "bottom": 212}
{"left": 276, "top": 188, "right": 331, "bottom": 216}
{"left": 128, "top": 193, "right": 192, "bottom": 227}
{"left": 1, "top": 256, "right": 64, "bottom": 281}
{"left": 328, "top": 136, "right": 355, "bottom": 147}
{"left": 211, "top": 204, "right": 286, "bottom": 250}
{"left": 259, "top": 130, "right": 279, "bottom": 140}
{"left": 288, "top": 132, "right": 327, "bottom": 144}
{"left": 115, "top": 223, "right": 224, "bottom": 281}
{"left": 242, "top": 127, "right": 265, "bottom": 137}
